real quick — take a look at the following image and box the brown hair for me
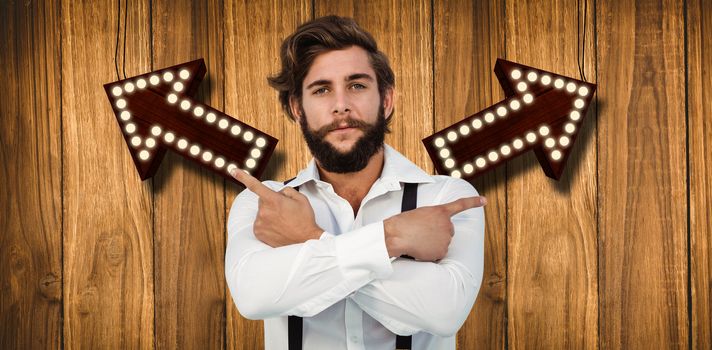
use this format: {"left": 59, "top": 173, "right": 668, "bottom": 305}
{"left": 267, "top": 15, "right": 395, "bottom": 122}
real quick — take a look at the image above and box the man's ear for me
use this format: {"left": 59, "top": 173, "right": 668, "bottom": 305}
{"left": 383, "top": 87, "right": 395, "bottom": 118}
{"left": 289, "top": 96, "right": 302, "bottom": 122}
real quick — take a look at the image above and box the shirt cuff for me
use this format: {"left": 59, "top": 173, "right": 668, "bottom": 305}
{"left": 334, "top": 221, "right": 393, "bottom": 280}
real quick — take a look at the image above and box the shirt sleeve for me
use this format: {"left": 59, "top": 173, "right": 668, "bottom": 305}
{"left": 225, "top": 182, "right": 394, "bottom": 320}
{"left": 349, "top": 177, "right": 485, "bottom": 337}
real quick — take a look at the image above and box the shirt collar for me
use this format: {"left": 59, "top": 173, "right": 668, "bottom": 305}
{"left": 283, "top": 144, "right": 434, "bottom": 189}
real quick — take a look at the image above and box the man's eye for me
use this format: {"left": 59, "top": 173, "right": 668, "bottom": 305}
{"left": 351, "top": 83, "right": 366, "bottom": 90}
{"left": 314, "top": 87, "right": 328, "bottom": 95}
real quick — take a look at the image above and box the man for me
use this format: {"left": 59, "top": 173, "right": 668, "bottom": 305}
{"left": 225, "top": 15, "right": 486, "bottom": 349}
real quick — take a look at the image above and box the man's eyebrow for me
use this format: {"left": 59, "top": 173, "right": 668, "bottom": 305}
{"left": 305, "top": 73, "right": 375, "bottom": 90}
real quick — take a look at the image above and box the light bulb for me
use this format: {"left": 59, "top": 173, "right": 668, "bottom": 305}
{"left": 439, "top": 149, "right": 450, "bottom": 158}
{"left": 164, "top": 132, "right": 175, "bottom": 143}
{"left": 523, "top": 93, "right": 533, "bottom": 104}
{"left": 450, "top": 170, "right": 461, "bottom": 178}
{"left": 459, "top": 124, "right": 470, "bottom": 136}
{"left": 120, "top": 111, "right": 131, "bottom": 121}
{"left": 255, "top": 137, "right": 266, "bottom": 148}
{"left": 517, "top": 82, "right": 527, "bottom": 92}
{"left": 463, "top": 163, "right": 474, "bottom": 174}
{"left": 193, "top": 106, "right": 204, "bottom": 117}
{"left": 511, "top": 69, "right": 522, "bottom": 79}
{"left": 218, "top": 119, "right": 229, "bottom": 129}
{"left": 149, "top": 75, "right": 160, "bottom": 85}
{"left": 541, "top": 75, "right": 551, "bottom": 85}
{"left": 139, "top": 150, "right": 150, "bottom": 160}
{"left": 180, "top": 100, "right": 191, "bottom": 110}
{"left": 173, "top": 82, "right": 184, "bottom": 92}
{"left": 527, "top": 72, "right": 537, "bottom": 82}
{"left": 246, "top": 159, "right": 256, "bottom": 169}
{"left": 476, "top": 157, "right": 486, "bottom": 168}
{"left": 206, "top": 113, "right": 216, "bottom": 123}
{"left": 538, "top": 125, "right": 550, "bottom": 136}
{"left": 112, "top": 86, "right": 122, "bottom": 96}
{"left": 214, "top": 157, "right": 225, "bottom": 168}
{"left": 472, "top": 118, "right": 483, "bottom": 129}
{"left": 484, "top": 112, "right": 495, "bottom": 123}
{"left": 136, "top": 79, "right": 147, "bottom": 89}
{"left": 509, "top": 100, "right": 520, "bottom": 110}
{"left": 163, "top": 71, "right": 174, "bottom": 82}
{"left": 566, "top": 82, "right": 576, "bottom": 93}
{"left": 444, "top": 158, "right": 455, "bottom": 168}
{"left": 243, "top": 131, "right": 254, "bottom": 142}
{"left": 145, "top": 138, "right": 156, "bottom": 148}
{"left": 447, "top": 131, "right": 458, "bottom": 142}
{"left": 151, "top": 126, "right": 162, "bottom": 136}
{"left": 251, "top": 149, "right": 262, "bottom": 158}
{"left": 189, "top": 145, "right": 200, "bottom": 156}
{"left": 179, "top": 69, "right": 190, "bottom": 79}
{"left": 434, "top": 137, "right": 445, "bottom": 148}
{"left": 167, "top": 93, "right": 178, "bottom": 104}
{"left": 497, "top": 106, "right": 507, "bottom": 117}
{"left": 124, "top": 82, "right": 135, "bottom": 93}
{"left": 131, "top": 136, "right": 141, "bottom": 147}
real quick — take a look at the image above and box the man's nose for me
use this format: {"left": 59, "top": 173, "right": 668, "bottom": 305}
{"left": 332, "top": 89, "right": 351, "bottom": 115}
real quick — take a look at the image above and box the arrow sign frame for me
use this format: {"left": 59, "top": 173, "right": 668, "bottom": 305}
{"left": 103, "top": 59, "right": 277, "bottom": 184}
{"left": 423, "top": 59, "right": 596, "bottom": 181}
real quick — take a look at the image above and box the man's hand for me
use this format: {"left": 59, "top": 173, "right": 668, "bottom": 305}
{"left": 230, "top": 168, "right": 324, "bottom": 248}
{"left": 383, "top": 196, "right": 487, "bottom": 261}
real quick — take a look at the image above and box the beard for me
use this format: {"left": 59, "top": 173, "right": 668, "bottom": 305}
{"left": 299, "top": 104, "right": 388, "bottom": 174}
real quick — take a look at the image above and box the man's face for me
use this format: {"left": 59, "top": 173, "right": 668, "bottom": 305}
{"left": 290, "top": 46, "right": 394, "bottom": 173}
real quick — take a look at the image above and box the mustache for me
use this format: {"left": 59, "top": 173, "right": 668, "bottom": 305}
{"left": 312, "top": 118, "right": 371, "bottom": 138}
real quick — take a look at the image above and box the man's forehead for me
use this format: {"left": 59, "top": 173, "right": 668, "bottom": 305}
{"left": 303, "top": 46, "right": 376, "bottom": 85}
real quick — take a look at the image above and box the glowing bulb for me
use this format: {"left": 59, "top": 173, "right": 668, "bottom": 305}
{"left": 511, "top": 69, "right": 522, "bottom": 79}
{"left": 164, "top": 132, "right": 175, "bottom": 143}
{"left": 472, "top": 118, "right": 483, "bottom": 129}
{"left": 459, "top": 124, "right": 470, "bottom": 136}
{"left": 125, "top": 123, "right": 136, "bottom": 134}
{"left": 554, "top": 78, "right": 564, "bottom": 88}
{"left": 193, "top": 106, "right": 204, "bottom": 117}
{"left": 509, "top": 100, "right": 520, "bottom": 110}
{"left": 136, "top": 78, "right": 147, "bottom": 89}
{"left": 251, "top": 149, "right": 262, "bottom": 158}
{"left": 541, "top": 75, "right": 551, "bottom": 85}
{"left": 231, "top": 125, "right": 242, "bottom": 136}
{"left": 177, "top": 139, "right": 188, "bottom": 149}
{"left": 139, "top": 150, "right": 150, "bottom": 160}
{"left": 116, "top": 99, "right": 127, "bottom": 109}
{"left": 227, "top": 164, "right": 237, "bottom": 174}
{"left": 214, "top": 157, "right": 225, "bottom": 168}
{"left": 566, "top": 82, "right": 576, "bottom": 93}
{"left": 434, "top": 137, "right": 445, "bottom": 148}
{"left": 124, "top": 82, "right": 135, "bottom": 93}
{"left": 444, "top": 158, "right": 455, "bottom": 168}
{"left": 523, "top": 94, "right": 533, "bottom": 104}
{"left": 120, "top": 111, "right": 131, "bottom": 121}
{"left": 476, "top": 157, "right": 487, "bottom": 168}
{"left": 255, "top": 137, "right": 266, "bottom": 148}
{"left": 570, "top": 111, "right": 581, "bottom": 121}
{"left": 484, "top": 112, "right": 495, "bottom": 123}
{"left": 578, "top": 86, "right": 589, "bottom": 96}
{"left": 450, "top": 170, "right": 461, "bottom": 178}
{"left": 559, "top": 136, "right": 570, "bottom": 147}
{"left": 131, "top": 136, "right": 141, "bottom": 147}
{"left": 218, "top": 119, "right": 229, "bottom": 129}
{"left": 163, "top": 72, "right": 174, "bottom": 82}
{"left": 463, "top": 163, "right": 474, "bottom": 174}
{"left": 527, "top": 72, "right": 538, "bottom": 82}
{"left": 501, "top": 145, "right": 511, "bottom": 156}
{"left": 180, "top": 100, "right": 191, "bottom": 110}
{"left": 179, "top": 69, "right": 190, "bottom": 79}
{"left": 206, "top": 113, "right": 216, "bottom": 123}
{"left": 526, "top": 132, "right": 537, "bottom": 143}
{"left": 447, "top": 131, "right": 458, "bottom": 142}
{"left": 513, "top": 138, "right": 524, "bottom": 149}
{"left": 145, "top": 138, "right": 156, "bottom": 148}
{"left": 517, "top": 82, "right": 527, "bottom": 92}
{"left": 565, "top": 123, "right": 576, "bottom": 134}
{"left": 545, "top": 138, "right": 556, "bottom": 148}
{"left": 246, "top": 159, "right": 257, "bottom": 169}
{"left": 497, "top": 106, "right": 507, "bottom": 117}
{"left": 202, "top": 151, "right": 213, "bottom": 162}
{"left": 111, "top": 86, "right": 122, "bottom": 96}
{"left": 167, "top": 93, "right": 178, "bottom": 104}
{"left": 173, "top": 82, "right": 184, "bottom": 92}
{"left": 151, "top": 126, "right": 162, "bottom": 136}
{"left": 439, "top": 149, "right": 450, "bottom": 158}
{"left": 189, "top": 145, "right": 200, "bottom": 156}
{"left": 149, "top": 75, "right": 160, "bottom": 85}
{"left": 488, "top": 151, "right": 498, "bottom": 162}
{"left": 551, "top": 150, "right": 562, "bottom": 160}
{"left": 574, "top": 99, "right": 585, "bottom": 109}
{"left": 538, "top": 125, "right": 550, "bottom": 136}
{"left": 243, "top": 131, "right": 254, "bottom": 142}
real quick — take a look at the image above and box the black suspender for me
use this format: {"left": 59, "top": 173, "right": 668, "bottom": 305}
{"left": 285, "top": 179, "right": 418, "bottom": 350}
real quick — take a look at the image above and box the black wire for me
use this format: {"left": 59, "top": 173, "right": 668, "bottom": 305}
{"left": 122, "top": 0, "right": 128, "bottom": 79}
{"left": 582, "top": 0, "right": 588, "bottom": 82}
{"left": 577, "top": 0, "right": 583, "bottom": 80}
{"left": 114, "top": 0, "right": 121, "bottom": 80}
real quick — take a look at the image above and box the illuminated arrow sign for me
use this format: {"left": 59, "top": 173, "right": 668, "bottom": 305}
{"left": 423, "top": 59, "right": 596, "bottom": 181}
{"left": 103, "top": 59, "right": 277, "bottom": 184}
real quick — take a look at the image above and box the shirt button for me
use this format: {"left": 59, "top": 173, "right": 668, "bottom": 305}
{"left": 350, "top": 336, "right": 360, "bottom": 343}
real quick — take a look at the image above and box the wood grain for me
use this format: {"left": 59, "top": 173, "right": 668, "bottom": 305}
{"left": 152, "top": 0, "right": 226, "bottom": 348}
{"left": 687, "top": 0, "right": 711, "bottom": 348}
{"left": 223, "top": 1, "right": 312, "bottom": 349}
{"left": 314, "top": 0, "right": 434, "bottom": 173}
{"left": 506, "top": 0, "right": 598, "bottom": 348}
{"left": 598, "top": 0, "right": 688, "bottom": 348}
{"left": 433, "top": 0, "right": 507, "bottom": 348}
{"left": 61, "top": 0, "right": 155, "bottom": 348}
{"left": 0, "top": 1, "right": 62, "bottom": 348}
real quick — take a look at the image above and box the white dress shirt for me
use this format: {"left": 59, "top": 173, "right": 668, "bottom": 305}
{"left": 226, "top": 144, "right": 485, "bottom": 349}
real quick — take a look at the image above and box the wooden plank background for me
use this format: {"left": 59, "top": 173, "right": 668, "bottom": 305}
{"left": 1, "top": 0, "right": 709, "bottom": 349}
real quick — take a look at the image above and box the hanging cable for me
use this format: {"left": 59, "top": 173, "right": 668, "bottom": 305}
{"left": 114, "top": 0, "right": 121, "bottom": 80}
{"left": 122, "top": 0, "right": 128, "bottom": 79}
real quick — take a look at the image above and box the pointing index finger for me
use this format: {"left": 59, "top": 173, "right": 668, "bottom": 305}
{"left": 229, "top": 167, "right": 279, "bottom": 201}
{"left": 441, "top": 196, "right": 487, "bottom": 216}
